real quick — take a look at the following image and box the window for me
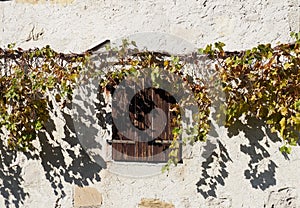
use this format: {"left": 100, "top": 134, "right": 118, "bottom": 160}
{"left": 110, "top": 87, "right": 182, "bottom": 162}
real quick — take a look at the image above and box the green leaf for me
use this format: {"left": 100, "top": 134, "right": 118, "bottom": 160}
{"left": 172, "top": 127, "right": 182, "bottom": 135}
{"left": 290, "top": 138, "right": 297, "bottom": 146}
{"left": 8, "top": 43, "right": 16, "bottom": 49}
{"left": 294, "top": 100, "right": 300, "bottom": 111}
{"left": 34, "top": 120, "right": 43, "bottom": 130}
{"left": 131, "top": 41, "right": 137, "bottom": 47}
{"left": 198, "top": 48, "right": 204, "bottom": 54}
{"left": 279, "top": 145, "right": 291, "bottom": 154}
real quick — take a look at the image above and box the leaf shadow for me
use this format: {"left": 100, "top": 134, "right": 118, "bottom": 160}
{"left": 196, "top": 116, "right": 282, "bottom": 199}
{"left": 38, "top": 103, "right": 104, "bottom": 205}
{"left": 228, "top": 117, "right": 280, "bottom": 191}
{"left": 0, "top": 101, "right": 105, "bottom": 207}
{"left": 196, "top": 139, "right": 232, "bottom": 199}
{"left": 0, "top": 145, "right": 29, "bottom": 208}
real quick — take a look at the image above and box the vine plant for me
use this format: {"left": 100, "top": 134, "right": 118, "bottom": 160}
{"left": 0, "top": 32, "right": 299, "bottom": 168}
{"left": 0, "top": 44, "right": 88, "bottom": 151}
{"left": 199, "top": 32, "right": 300, "bottom": 154}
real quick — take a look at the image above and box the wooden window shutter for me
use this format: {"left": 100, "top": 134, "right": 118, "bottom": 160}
{"left": 111, "top": 87, "right": 182, "bottom": 162}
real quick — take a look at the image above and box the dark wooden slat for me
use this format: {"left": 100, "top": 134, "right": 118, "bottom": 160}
{"left": 152, "top": 89, "right": 163, "bottom": 161}
{"left": 147, "top": 88, "right": 154, "bottom": 161}
{"left": 110, "top": 140, "right": 135, "bottom": 144}
{"left": 112, "top": 143, "right": 123, "bottom": 161}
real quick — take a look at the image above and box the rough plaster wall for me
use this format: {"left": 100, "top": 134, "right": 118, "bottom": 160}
{"left": 1, "top": 0, "right": 299, "bottom": 52}
{"left": 0, "top": 0, "right": 300, "bottom": 208}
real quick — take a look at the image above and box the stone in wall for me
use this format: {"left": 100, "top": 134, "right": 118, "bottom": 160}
{"left": 264, "top": 187, "right": 297, "bottom": 208}
{"left": 138, "top": 198, "right": 175, "bottom": 208}
{"left": 74, "top": 186, "right": 103, "bottom": 208}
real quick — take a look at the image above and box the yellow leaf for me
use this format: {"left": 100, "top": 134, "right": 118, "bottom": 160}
{"left": 284, "top": 62, "right": 294, "bottom": 70}
{"left": 270, "top": 126, "right": 277, "bottom": 133}
{"left": 280, "top": 106, "right": 288, "bottom": 116}
{"left": 164, "top": 60, "right": 169, "bottom": 67}
{"left": 279, "top": 117, "right": 286, "bottom": 136}
{"left": 257, "top": 91, "right": 263, "bottom": 98}
{"left": 225, "top": 57, "right": 232, "bottom": 65}
{"left": 280, "top": 117, "right": 286, "bottom": 128}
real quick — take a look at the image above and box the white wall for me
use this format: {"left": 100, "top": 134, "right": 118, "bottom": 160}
{"left": 0, "top": 0, "right": 300, "bottom": 207}
{"left": 1, "top": 0, "right": 299, "bottom": 52}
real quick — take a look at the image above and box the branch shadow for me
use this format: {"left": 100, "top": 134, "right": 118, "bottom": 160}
{"left": 195, "top": 92, "right": 230, "bottom": 199}
{"left": 196, "top": 139, "right": 232, "bottom": 199}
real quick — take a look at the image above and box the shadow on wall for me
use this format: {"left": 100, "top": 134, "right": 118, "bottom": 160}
{"left": 231, "top": 117, "right": 280, "bottom": 191}
{"left": 0, "top": 40, "right": 110, "bottom": 208}
{"left": 0, "top": 103, "right": 104, "bottom": 208}
{"left": 0, "top": 144, "right": 29, "bottom": 208}
{"left": 196, "top": 138, "right": 232, "bottom": 198}
{"left": 196, "top": 116, "right": 281, "bottom": 199}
